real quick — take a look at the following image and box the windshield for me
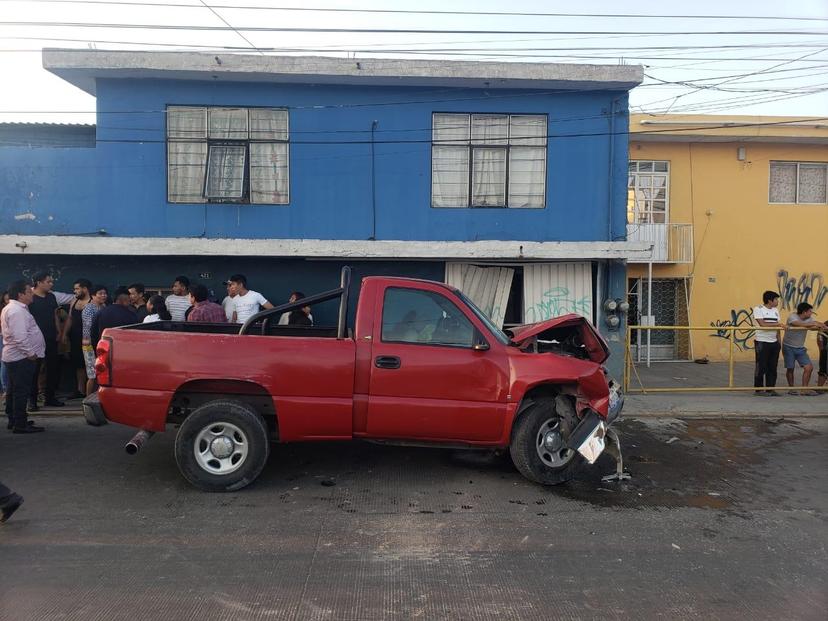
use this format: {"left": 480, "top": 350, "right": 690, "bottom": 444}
{"left": 456, "top": 290, "right": 511, "bottom": 346}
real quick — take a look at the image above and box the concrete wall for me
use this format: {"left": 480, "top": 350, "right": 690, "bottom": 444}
{"left": 1, "top": 78, "right": 630, "bottom": 243}
{"left": 628, "top": 140, "right": 828, "bottom": 362}
{"left": 0, "top": 146, "right": 97, "bottom": 235}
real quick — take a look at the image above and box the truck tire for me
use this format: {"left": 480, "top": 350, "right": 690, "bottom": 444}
{"left": 174, "top": 399, "right": 270, "bottom": 492}
{"left": 510, "top": 396, "right": 584, "bottom": 485}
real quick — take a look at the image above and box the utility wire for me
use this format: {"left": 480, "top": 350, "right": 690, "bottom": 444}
{"left": 3, "top": 21, "right": 828, "bottom": 36}
{"left": 2, "top": 118, "right": 826, "bottom": 147}
{"left": 196, "top": 0, "right": 261, "bottom": 55}
{"left": 2, "top": 1, "right": 828, "bottom": 23}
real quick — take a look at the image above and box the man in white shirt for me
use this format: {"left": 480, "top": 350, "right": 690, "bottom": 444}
{"left": 752, "top": 290, "right": 783, "bottom": 396}
{"left": 165, "top": 275, "right": 192, "bottom": 322}
{"left": 227, "top": 274, "right": 274, "bottom": 323}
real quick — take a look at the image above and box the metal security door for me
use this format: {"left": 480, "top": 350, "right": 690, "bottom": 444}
{"left": 523, "top": 263, "right": 593, "bottom": 324}
{"left": 444, "top": 264, "right": 514, "bottom": 328}
{"left": 629, "top": 278, "right": 689, "bottom": 361}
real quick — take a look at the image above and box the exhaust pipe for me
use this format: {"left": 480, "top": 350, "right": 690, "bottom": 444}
{"left": 125, "top": 430, "right": 154, "bottom": 455}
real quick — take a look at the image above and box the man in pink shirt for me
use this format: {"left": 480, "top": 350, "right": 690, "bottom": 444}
{"left": 2, "top": 280, "right": 46, "bottom": 433}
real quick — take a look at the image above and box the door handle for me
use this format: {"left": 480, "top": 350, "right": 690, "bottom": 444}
{"left": 375, "top": 356, "right": 401, "bottom": 369}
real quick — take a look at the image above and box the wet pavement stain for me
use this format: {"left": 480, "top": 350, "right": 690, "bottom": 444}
{"left": 549, "top": 418, "right": 818, "bottom": 510}
{"left": 233, "top": 417, "right": 820, "bottom": 515}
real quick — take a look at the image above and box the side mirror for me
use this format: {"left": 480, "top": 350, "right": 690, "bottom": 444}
{"left": 472, "top": 332, "right": 490, "bottom": 351}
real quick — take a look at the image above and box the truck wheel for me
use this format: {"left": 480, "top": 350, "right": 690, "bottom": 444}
{"left": 174, "top": 400, "right": 270, "bottom": 492}
{"left": 510, "top": 396, "right": 584, "bottom": 485}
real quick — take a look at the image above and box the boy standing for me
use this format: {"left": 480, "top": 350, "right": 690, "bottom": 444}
{"left": 752, "top": 291, "right": 783, "bottom": 396}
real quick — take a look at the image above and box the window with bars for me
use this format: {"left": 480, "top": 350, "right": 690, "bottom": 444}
{"left": 166, "top": 106, "right": 290, "bottom": 204}
{"left": 627, "top": 160, "right": 669, "bottom": 224}
{"left": 769, "top": 161, "right": 828, "bottom": 205}
{"left": 431, "top": 113, "right": 547, "bottom": 208}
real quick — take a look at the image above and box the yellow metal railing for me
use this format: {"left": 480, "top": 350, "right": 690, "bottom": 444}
{"left": 624, "top": 325, "right": 828, "bottom": 393}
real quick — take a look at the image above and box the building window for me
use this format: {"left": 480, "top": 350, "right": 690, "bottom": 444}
{"left": 166, "top": 106, "right": 289, "bottom": 204}
{"left": 769, "top": 161, "right": 827, "bottom": 204}
{"left": 431, "top": 113, "right": 547, "bottom": 208}
{"left": 628, "top": 160, "right": 669, "bottom": 224}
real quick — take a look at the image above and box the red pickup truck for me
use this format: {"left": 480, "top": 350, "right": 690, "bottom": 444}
{"left": 84, "top": 268, "right": 625, "bottom": 492}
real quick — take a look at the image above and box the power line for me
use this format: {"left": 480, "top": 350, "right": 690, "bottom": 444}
{"left": 3, "top": 21, "right": 828, "bottom": 36}
{"left": 6, "top": 37, "right": 828, "bottom": 55}
{"left": 3, "top": 1, "right": 828, "bottom": 23}
{"left": 2, "top": 118, "right": 825, "bottom": 147}
{"left": 196, "top": 0, "right": 261, "bottom": 55}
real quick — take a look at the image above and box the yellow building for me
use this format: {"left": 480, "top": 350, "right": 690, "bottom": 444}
{"left": 627, "top": 114, "right": 828, "bottom": 363}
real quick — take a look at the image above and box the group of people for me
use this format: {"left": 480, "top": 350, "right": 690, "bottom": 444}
{"left": 0, "top": 270, "right": 311, "bottom": 523}
{"left": 0, "top": 271, "right": 313, "bottom": 435}
{"left": 752, "top": 290, "right": 828, "bottom": 396}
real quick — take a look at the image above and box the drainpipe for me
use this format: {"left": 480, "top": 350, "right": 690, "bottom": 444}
{"left": 607, "top": 98, "right": 618, "bottom": 242}
{"left": 369, "top": 119, "right": 378, "bottom": 240}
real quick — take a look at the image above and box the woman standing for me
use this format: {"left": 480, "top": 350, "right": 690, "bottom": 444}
{"left": 81, "top": 285, "right": 107, "bottom": 396}
{"left": 59, "top": 279, "right": 93, "bottom": 399}
{"left": 143, "top": 295, "right": 171, "bottom": 323}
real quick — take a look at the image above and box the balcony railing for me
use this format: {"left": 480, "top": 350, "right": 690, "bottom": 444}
{"left": 627, "top": 223, "right": 693, "bottom": 263}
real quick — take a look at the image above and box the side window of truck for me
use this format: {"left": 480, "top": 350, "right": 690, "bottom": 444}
{"left": 382, "top": 288, "right": 475, "bottom": 348}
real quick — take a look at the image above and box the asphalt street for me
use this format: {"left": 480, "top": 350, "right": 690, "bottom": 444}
{"left": 1, "top": 415, "right": 826, "bottom": 620}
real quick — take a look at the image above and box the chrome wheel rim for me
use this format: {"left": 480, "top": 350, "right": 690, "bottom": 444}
{"left": 194, "top": 421, "right": 249, "bottom": 475}
{"left": 536, "top": 418, "right": 575, "bottom": 468}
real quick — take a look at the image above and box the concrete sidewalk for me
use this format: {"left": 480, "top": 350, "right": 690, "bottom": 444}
{"left": 627, "top": 360, "right": 827, "bottom": 418}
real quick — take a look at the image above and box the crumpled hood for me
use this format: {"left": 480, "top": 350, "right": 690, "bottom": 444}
{"left": 507, "top": 314, "right": 610, "bottom": 364}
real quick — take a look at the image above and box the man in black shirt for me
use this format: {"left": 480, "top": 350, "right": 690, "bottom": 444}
{"left": 128, "top": 283, "right": 149, "bottom": 322}
{"left": 91, "top": 287, "right": 140, "bottom": 346}
{"left": 28, "top": 271, "right": 64, "bottom": 408}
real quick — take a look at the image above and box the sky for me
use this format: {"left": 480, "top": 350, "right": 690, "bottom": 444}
{"left": 0, "top": 0, "right": 827, "bottom": 124}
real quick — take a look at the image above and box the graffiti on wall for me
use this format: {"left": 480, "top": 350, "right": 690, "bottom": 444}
{"left": 709, "top": 268, "right": 826, "bottom": 350}
{"left": 709, "top": 308, "right": 757, "bottom": 351}
{"left": 524, "top": 287, "right": 591, "bottom": 323}
{"left": 776, "top": 269, "right": 828, "bottom": 311}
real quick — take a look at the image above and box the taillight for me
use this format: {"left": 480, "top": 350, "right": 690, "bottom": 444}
{"left": 95, "top": 337, "right": 112, "bottom": 386}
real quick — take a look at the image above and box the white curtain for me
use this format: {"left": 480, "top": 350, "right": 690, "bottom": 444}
{"left": 509, "top": 115, "right": 546, "bottom": 146}
{"left": 167, "top": 106, "right": 207, "bottom": 139}
{"left": 250, "top": 108, "right": 288, "bottom": 141}
{"left": 472, "top": 114, "right": 508, "bottom": 144}
{"left": 432, "top": 146, "right": 469, "bottom": 207}
{"left": 250, "top": 142, "right": 289, "bottom": 204}
{"left": 508, "top": 147, "right": 545, "bottom": 208}
{"left": 167, "top": 107, "right": 208, "bottom": 203}
{"left": 208, "top": 108, "right": 248, "bottom": 140}
{"left": 433, "top": 113, "right": 470, "bottom": 144}
{"left": 472, "top": 147, "right": 507, "bottom": 206}
{"left": 167, "top": 141, "right": 207, "bottom": 203}
{"left": 206, "top": 145, "right": 246, "bottom": 199}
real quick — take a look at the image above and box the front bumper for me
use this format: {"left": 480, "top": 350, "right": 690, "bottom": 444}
{"left": 82, "top": 392, "right": 108, "bottom": 427}
{"left": 569, "top": 381, "right": 623, "bottom": 464}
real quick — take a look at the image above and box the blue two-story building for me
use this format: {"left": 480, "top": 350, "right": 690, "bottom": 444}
{"left": 0, "top": 50, "right": 648, "bottom": 372}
